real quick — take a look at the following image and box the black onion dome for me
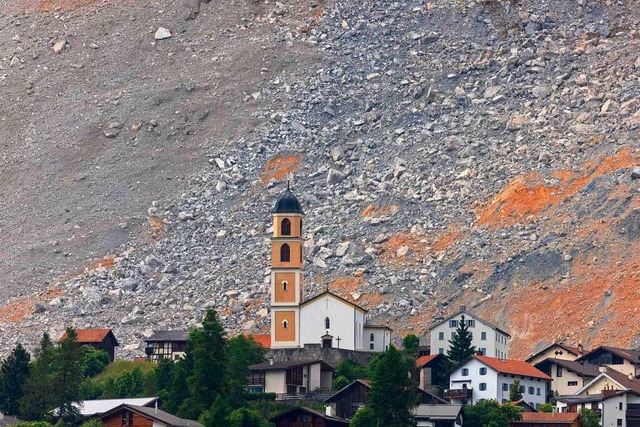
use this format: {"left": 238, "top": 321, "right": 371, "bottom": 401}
{"left": 273, "top": 188, "right": 304, "bottom": 214}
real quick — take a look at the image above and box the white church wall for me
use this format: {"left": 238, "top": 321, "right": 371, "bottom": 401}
{"left": 299, "top": 295, "right": 362, "bottom": 350}
{"left": 364, "top": 328, "right": 390, "bottom": 352}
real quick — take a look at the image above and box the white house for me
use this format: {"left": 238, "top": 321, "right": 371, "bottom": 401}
{"left": 526, "top": 342, "right": 586, "bottom": 365}
{"left": 534, "top": 358, "right": 600, "bottom": 397}
{"left": 247, "top": 359, "right": 333, "bottom": 397}
{"left": 429, "top": 306, "right": 510, "bottom": 359}
{"left": 447, "top": 355, "right": 551, "bottom": 409}
{"left": 268, "top": 186, "right": 391, "bottom": 351}
{"left": 600, "top": 389, "right": 640, "bottom": 427}
{"left": 575, "top": 346, "right": 640, "bottom": 378}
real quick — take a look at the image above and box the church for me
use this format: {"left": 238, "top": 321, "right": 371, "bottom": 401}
{"left": 268, "top": 185, "right": 392, "bottom": 352}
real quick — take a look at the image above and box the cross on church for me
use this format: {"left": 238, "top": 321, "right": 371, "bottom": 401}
{"left": 336, "top": 336, "right": 341, "bottom": 348}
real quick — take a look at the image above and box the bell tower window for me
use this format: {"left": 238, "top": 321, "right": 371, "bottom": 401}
{"left": 281, "top": 218, "right": 291, "bottom": 235}
{"left": 325, "top": 317, "right": 330, "bottom": 330}
{"left": 282, "top": 281, "right": 288, "bottom": 291}
{"left": 282, "top": 320, "right": 288, "bottom": 329}
{"left": 280, "top": 244, "right": 290, "bottom": 262}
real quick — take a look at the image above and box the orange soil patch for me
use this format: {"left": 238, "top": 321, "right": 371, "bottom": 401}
{"left": 328, "top": 277, "right": 363, "bottom": 294}
{"left": 360, "top": 204, "right": 399, "bottom": 218}
{"left": 0, "top": 288, "right": 64, "bottom": 323}
{"left": 477, "top": 147, "right": 640, "bottom": 228}
{"left": 433, "top": 224, "right": 465, "bottom": 252}
{"left": 83, "top": 256, "right": 114, "bottom": 272}
{"left": 37, "top": 0, "right": 97, "bottom": 11}
{"left": 484, "top": 249, "right": 640, "bottom": 359}
{"left": 260, "top": 155, "right": 301, "bottom": 185}
{"left": 149, "top": 217, "right": 165, "bottom": 240}
{"left": 381, "top": 224, "right": 467, "bottom": 266}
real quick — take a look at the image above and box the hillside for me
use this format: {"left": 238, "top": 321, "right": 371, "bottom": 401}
{"left": 0, "top": 0, "right": 639, "bottom": 359}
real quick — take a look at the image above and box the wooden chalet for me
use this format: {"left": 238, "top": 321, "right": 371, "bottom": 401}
{"left": 270, "top": 407, "right": 349, "bottom": 427}
{"left": 95, "top": 404, "right": 202, "bottom": 427}
{"left": 60, "top": 328, "right": 119, "bottom": 362}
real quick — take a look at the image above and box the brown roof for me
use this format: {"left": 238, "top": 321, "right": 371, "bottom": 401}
{"left": 416, "top": 354, "right": 440, "bottom": 368}
{"left": 576, "top": 346, "right": 640, "bottom": 364}
{"left": 98, "top": 404, "right": 202, "bottom": 427}
{"left": 59, "top": 328, "right": 118, "bottom": 345}
{"left": 534, "top": 358, "right": 600, "bottom": 378}
{"left": 474, "top": 355, "right": 552, "bottom": 380}
{"left": 600, "top": 368, "right": 640, "bottom": 394}
{"left": 519, "top": 413, "right": 580, "bottom": 423}
{"left": 269, "top": 406, "right": 349, "bottom": 425}
{"left": 526, "top": 342, "right": 586, "bottom": 362}
{"left": 245, "top": 334, "right": 271, "bottom": 349}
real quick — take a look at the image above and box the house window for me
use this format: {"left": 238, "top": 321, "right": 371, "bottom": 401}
{"left": 462, "top": 368, "right": 469, "bottom": 376}
{"left": 568, "top": 381, "right": 578, "bottom": 387}
{"left": 617, "top": 420, "right": 622, "bottom": 427}
{"left": 537, "top": 387, "right": 541, "bottom": 395}
{"left": 528, "top": 386, "right": 535, "bottom": 395}
{"left": 619, "top": 403, "right": 623, "bottom": 410}
{"left": 282, "top": 281, "right": 288, "bottom": 291}
{"left": 467, "top": 319, "right": 476, "bottom": 327}
{"left": 480, "top": 367, "right": 487, "bottom": 375}
{"left": 282, "top": 320, "right": 288, "bottom": 329}
{"left": 479, "top": 383, "right": 487, "bottom": 391}
{"left": 451, "top": 332, "right": 455, "bottom": 339}
{"left": 439, "top": 332, "right": 445, "bottom": 340}
{"left": 481, "top": 332, "right": 487, "bottom": 340}
{"left": 502, "top": 383, "right": 509, "bottom": 391}
{"left": 557, "top": 366, "right": 563, "bottom": 377}
{"left": 281, "top": 218, "right": 291, "bottom": 235}
{"left": 450, "top": 320, "right": 458, "bottom": 328}
{"left": 325, "top": 317, "right": 330, "bottom": 330}
{"left": 280, "top": 244, "right": 290, "bottom": 262}
{"left": 121, "top": 411, "right": 134, "bottom": 427}
{"left": 370, "top": 333, "right": 375, "bottom": 342}
{"left": 370, "top": 343, "right": 374, "bottom": 350}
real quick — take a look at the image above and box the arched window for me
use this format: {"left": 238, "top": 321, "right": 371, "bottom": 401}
{"left": 325, "top": 317, "right": 330, "bottom": 329}
{"left": 281, "top": 218, "right": 291, "bottom": 235}
{"left": 370, "top": 333, "right": 375, "bottom": 342}
{"left": 282, "top": 280, "right": 288, "bottom": 291}
{"left": 280, "top": 244, "right": 290, "bottom": 262}
{"left": 282, "top": 320, "right": 288, "bottom": 329}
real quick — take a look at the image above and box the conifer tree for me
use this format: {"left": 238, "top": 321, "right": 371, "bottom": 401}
{"left": 509, "top": 379, "right": 523, "bottom": 402}
{"left": 53, "top": 328, "right": 84, "bottom": 424}
{"left": 20, "top": 333, "right": 57, "bottom": 420}
{"left": 445, "top": 315, "right": 477, "bottom": 371}
{"left": 0, "top": 343, "right": 31, "bottom": 415}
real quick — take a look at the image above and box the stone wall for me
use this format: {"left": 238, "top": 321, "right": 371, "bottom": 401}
{"left": 266, "top": 344, "right": 377, "bottom": 366}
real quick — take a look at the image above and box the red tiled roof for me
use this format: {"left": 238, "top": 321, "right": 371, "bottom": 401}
{"left": 59, "top": 328, "right": 113, "bottom": 344}
{"left": 416, "top": 354, "right": 438, "bottom": 368}
{"left": 475, "top": 355, "right": 552, "bottom": 380}
{"left": 248, "top": 334, "right": 271, "bottom": 349}
{"left": 520, "top": 413, "right": 580, "bottom": 423}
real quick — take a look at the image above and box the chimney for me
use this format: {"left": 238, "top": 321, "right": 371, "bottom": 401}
{"left": 578, "top": 343, "right": 584, "bottom": 354}
{"left": 629, "top": 373, "right": 634, "bottom": 381}
{"left": 460, "top": 305, "right": 467, "bottom": 312}
{"left": 602, "top": 386, "right": 617, "bottom": 399}
{"left": 326, "top": 405, "right": 335, "bottom": 417}
{"left": 155, "top": 401, "right": 158, "bottom": 414}
{"left": 599, "top": 366, "right": 608, "bottom": 373}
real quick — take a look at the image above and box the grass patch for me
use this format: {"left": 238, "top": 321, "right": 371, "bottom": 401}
{"left": 93, "top": 360, "right": 155, "bottom": 382}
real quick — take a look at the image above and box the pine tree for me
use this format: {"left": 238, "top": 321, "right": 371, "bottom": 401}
{"left": 445, "top": 315, "right": 477, "bottom": 372}
{"left": 509, "top": 379, "right": 523, "bottom": 402}
{"left": 20, "top": 333, "right": 57, "bottom": 420}
{"left": 225, "top": 335, "right": 265, "bottom": 406}
{"left": 155, "top": 358, "right": 174, "bottom": 397}
{"left": 0, "top": 343, "right": 31, "bottom": 415}
{"left": 364, "top": 346, "right": 417, "bottom": 426}
{"left": 53, "top": 328, "right": 84, "bottom": 424}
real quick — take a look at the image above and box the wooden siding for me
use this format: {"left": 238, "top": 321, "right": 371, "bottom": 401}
{"left": 102, "top": 410, "right": 154, "bottom": 427}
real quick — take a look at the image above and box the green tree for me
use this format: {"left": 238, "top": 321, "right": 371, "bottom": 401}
{"left": 80, "top": 420, "right": 104, "bottom": 427}
{"left": 350, "top": 406, "right": 377, "bottom": 427}
{"left": 20, "top": 334, "right": 57, "bottom": 420}
{"left": 188, "top": 310, "right": 227, "bottom": 412}
{"left": 333, "top": 376, "right": 350, "bottom": 391}
{"left": 402, "top": 334, "right": 420, "bottom": 360}
{"left": 164, "top": 361, "right": 191, "bottom": 415}
{"left": 53, "top": 328, "right": 84, "bottom": 424}
{"left": 155, "top": 358, "right": 174, "bottom": 393}
{"left": 0, "top": 343, "right": 31, "bottom": 415}
{"left": 463, "top": 399, "right": 522, "bottom": 427}
{"left": 363, "top": 346, "right": 417, "bottom": 426}
{"left": 579, "top": 408, "right": 601, "bottom": 427}
{"left": 200, "top": 395, "right": 232, "bottom": 427}
{"left": 333, "top": 359, "right": 369, "bottom": 385}
{"left": 225, "top": 335, "right": 265, "bottom": 405}
{"left": 445, "top": 315, "right": 477, "bottom": 372}
{"left": 143, "top": 370, "right": 158, "bottom": 396}
{"left": 538, "top": 403, "right": 553, "bottom": 413}
{"left": 227, "top": 408, "right": 270, "bottom": 427}
{"left": 509, "top": 379, "right": 523, "bottom": 402}
{"left": 81, "top": 347, "right": 110, "bottom": 377}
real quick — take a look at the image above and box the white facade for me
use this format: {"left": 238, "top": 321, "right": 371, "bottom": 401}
{"left": 601, "top": 392, "right": 640, "bottom": 427}
{"left": 364, "top": 327, "right": 391, "bottom": 352}
{"left": 299, "top": 293, "right": 366, "bottom": 351}
{"left": 430, "top": 308, "right": 510, "bottom": 359}
{"left": 448, "top": 357, "right": 549, "bottom": 409}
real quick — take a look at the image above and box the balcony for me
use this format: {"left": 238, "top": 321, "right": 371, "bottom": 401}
{"left": 626, "top": 410, "right": 640, "bottom": 418}
{"left": 445, "top": 388, "right": 473, "bottom": 400}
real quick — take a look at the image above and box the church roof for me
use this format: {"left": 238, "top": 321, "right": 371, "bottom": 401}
{"left": 299, "top": 291, "right": 368, "bottom": 312}
{"left": 272, "top": 186, "right": 304, "bottom": 214}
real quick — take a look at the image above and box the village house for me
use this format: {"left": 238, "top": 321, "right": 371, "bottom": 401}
{"left": 599, "top": 389, "right": 640, "bottom": 427}
{"left": 267, "top": 186, "right": 391, "bottom": 351}
{"left": 247, "top": 359, "right": 333, "bottom": 398}
{"left": 417, "top": 354, "right": 447, "bottom": 395}
{"left": 526, "top": 343, "right": 587, "bottom": 365}
{"left": 575, "top": 347, "right": 640, "bottom": 378}
{"left": 94, "top": 403, "right": 202, "bottom": 427}
{"left": 414, "top": 404, "right": 463, "bottom": 427}
{"left": 447, "top": 355, "right": 551, "bottom": 409}
{"left": 269, "top": 406, "right": 349, "bottom": 427}
{"left": 60, "top": 328, "right": 119, "bottom": 362}
{"left": 511, "top": 412, "right": 586, "bottom": 427}
{"left": 144, "top": 330, "right": 188, "bottom": 362}
{"left": 429, "top": 306, "right": 510, "bottom": 359}
{"left": 53, "top": 397, "right": 160, "bottom": 419}
{"left": 534, "top": 358, "right": 600, "bottom": 398}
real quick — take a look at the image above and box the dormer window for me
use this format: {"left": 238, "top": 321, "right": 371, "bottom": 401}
{"left": 280, "top": 244, "right": 290, "bottom": 262}
{"left": 281, "top": 218, "right": 291, "bottom": 235}
{"left": 325, "top": 317, "right": 330, "bottom": 329}
{"left": 282, "top": 281, "right": 288, "bottom": 291}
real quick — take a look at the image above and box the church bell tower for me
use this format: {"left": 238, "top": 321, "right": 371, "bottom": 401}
{"left": 270, "top": 183, "right": 305, "bottom": 349}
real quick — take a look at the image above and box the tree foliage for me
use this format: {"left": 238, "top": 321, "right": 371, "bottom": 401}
{"left": 402, "top": 334, "right": 420, "bottom": 360}
{"left": 81, "top": 347, "right": 110, "bottom": 378}
{"left": 445, "top": 315, "right": 477, "bottom": 372}
{"left": 538, "top": 403, "right": 553, "bottom": 413}
{"left": 20, "top": 334, "right": 57, "bottom": 421}
{"left": 509, "top": 379, "right": 523, "bottom": 402}
{"left": 463, "top": 399, "right": 522, "bottom": 427}
{"left": 579, "top": 408, "right": 601, "bottom": 427}
{"left": 53, "top": 328, "right": 84, "bottom": 424}
{"left": 333, "top": 359, "right": 369, "bottom": 387}
{"left": 0, "top": 343, "right": 31, "bottom": 415}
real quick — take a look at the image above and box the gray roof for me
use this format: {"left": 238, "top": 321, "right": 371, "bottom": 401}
{"left": 535, "top": 358, "right": 600, "bottom": 378}
{"left": 0, "top": 413, "right": 21, "bottom": 427}
{"left": 128, "top": 405, "right": 203, "bottom": 427}
{"left": 556, "top": 394, "right": 604, "bottom": 404}
{"left": 414, "top": 404, "right": 463, "bottom": 420}
{"left": 428, "top": 309, "right": 511, "bottom": 337}
{"left": 53, "top": 397, "right": 159, "bottom": 417}
{"left": 250, "top": 359, "right": 333, "bottom": 371}
{"left": 364, "top": 321, "right": 392, "bottom": 330}
{"left": 145, "top": 330, "right": 189, "bottom": 343}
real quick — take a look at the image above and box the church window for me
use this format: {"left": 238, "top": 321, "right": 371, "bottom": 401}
{"left": 281, "top": 218, "right": 291, "bottom": 235}
{"left": 282, "top": 281, "right": 288, "bottom": 291}
{"left": 300, "top": 218, "right": 303, "bottom": 234}
{"left": 280, "top": 244, "right": 290, "bottom": 262}
{"left": 370, "top": 333, "right": 375, "bottom": 342}
{"left": 282, "top": 320, "right": 288, "bottom": 329}
{"left": 325, "top": 317, "right": 330, "bottom": 329}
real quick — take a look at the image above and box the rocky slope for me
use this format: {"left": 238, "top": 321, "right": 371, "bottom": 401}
{"left": 1, "top": 0, "right": 639, "bottom": 360}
